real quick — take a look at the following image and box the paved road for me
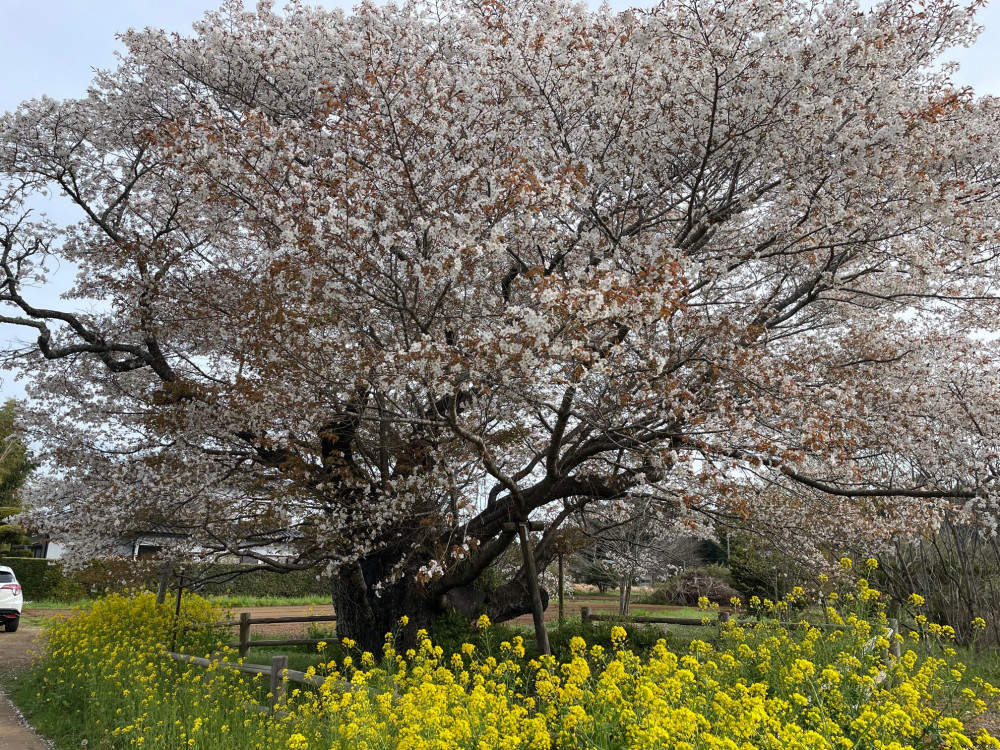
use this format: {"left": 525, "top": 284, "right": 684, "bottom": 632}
{"left": 0, "top": 625, "right": 48, "bottom": 750}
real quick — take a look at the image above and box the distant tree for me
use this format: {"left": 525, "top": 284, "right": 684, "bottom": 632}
{"left": 727, "top": 531, "right": 813, "bottom": 602}
{"left": 570, "top": 544, "right": 619, "bottom": 596}
{"left": 874, "top": 515, "right": 1000, "bottom": 647}
{"left": 574, "top": 497, "right": 693, "bottom": 614}
{"left": 0, "top": 400, "right": 32, "bottom": 555}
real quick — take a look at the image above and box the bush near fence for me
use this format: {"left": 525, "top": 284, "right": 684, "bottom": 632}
{"left": 640, "top": 565, "right": 740, "bottom": 607}
{"left": 193, "top": 565, "right": 332, "bottom": 598}
{"left": 74, "top": 559, "right": 333, "bottom": 598}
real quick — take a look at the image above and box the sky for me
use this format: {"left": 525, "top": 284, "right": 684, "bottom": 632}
{"left": 0, "top": 0, "right": 998, "bottom": 403}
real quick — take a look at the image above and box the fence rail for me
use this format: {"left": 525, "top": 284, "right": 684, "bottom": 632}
{"left": 581, "top": 606, "right": 902, "bottom": 668}
{"left": 580, "top": 606, "right": 731, "bottom": 627}
{"left": 215, "top": 612, "right": 337, "bottom": 657}
{"left": 168, "top": 606, "right": 903, "bottom": 712}
{"left": 218, "top": 614, "right": 338, "bottom": 627}
{"left": 164, "top": 650, "right": 353, "bottom": 711}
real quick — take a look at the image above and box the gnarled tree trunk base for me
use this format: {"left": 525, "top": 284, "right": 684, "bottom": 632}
{"left": 331, "top": 559, "right": 549, "bottom": 653}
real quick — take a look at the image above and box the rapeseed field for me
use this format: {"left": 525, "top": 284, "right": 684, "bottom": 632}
{"left": 15, "top": 562, "right": 1000, "bottom": 749}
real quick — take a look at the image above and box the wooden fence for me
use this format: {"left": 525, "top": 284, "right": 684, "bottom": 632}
{"left": 166, "top": 611, "right": 343, "bottom": 711}
{"left": 580, "top": 606, "right": 731, "bottom": 627}
{"left": 166, "top": 606, "right": 903, "bottom": 713}
{"left": 164, "top": 650, "right": 354, "bottom": 712}
{"left": 215, "top": 607, "right": 903, "bottom": 663}
{"left": 215, "top": 612, "right": 338, "bottom": 657}
{"left": 580, "top": 606, "right": 902, "bottom": 662}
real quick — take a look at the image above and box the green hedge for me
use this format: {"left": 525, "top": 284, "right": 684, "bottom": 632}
{"left": 0, "top": 557, "right": 78, "bottom": 600}
{"left": 189, "top": 565, "right": 331, "bottom": 598}
{"left": 0, "top": 556, "right": 331, "bottom": 601}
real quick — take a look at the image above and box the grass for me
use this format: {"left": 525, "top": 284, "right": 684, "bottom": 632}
{"left": 21, "top": 613, "right": 61, "bottom": 627}
{"left": 28, "top": 592, "right": 702, "bottom": 616}
{"left": 959, "top": 644, "right": 1000, "bottom": 685}
{"left": 244, "top": 641, "right": 331, "bottom": 672}
{"left": 24, "top": 598, "right": 95, "bottom": 610}
{"left": 4, "top": 669, "right": 83, "bottom": 749}
{"left": 24, "top": 594, "right": 331, "bottom": 611}
{"left": 621, "top": 606, "right": 709, "bottom": 620}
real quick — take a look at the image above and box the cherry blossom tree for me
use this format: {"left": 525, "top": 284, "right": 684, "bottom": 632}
{"left": 573, "top": 496, "right": 691, "bottom": 614}
{"left": 3, "top": 0, "right": 1000, "bottom": 648}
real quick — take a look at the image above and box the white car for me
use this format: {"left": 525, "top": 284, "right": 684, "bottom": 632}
{"left": 0, "top": 565, "right": 22, "bottom": 632}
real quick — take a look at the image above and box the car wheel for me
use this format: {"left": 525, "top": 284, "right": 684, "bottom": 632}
{"left": 4, "top": 617, "right": 18, "bottom": 632}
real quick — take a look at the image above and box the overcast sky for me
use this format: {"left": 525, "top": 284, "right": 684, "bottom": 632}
{"left": 0, "top": 0, "right": 998, "bottom": 402}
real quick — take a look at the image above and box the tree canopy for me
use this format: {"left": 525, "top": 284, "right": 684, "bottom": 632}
{"left": 2, "top": 0, "right": 1000, "bottom": 642}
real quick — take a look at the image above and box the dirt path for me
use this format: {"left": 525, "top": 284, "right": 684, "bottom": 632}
{"left": 0, "top": 624, "right": 49, "bottom": 750}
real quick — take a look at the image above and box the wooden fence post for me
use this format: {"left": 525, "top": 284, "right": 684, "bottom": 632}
{"left": 269, "top": 655, "right": 288, "bottom": 711}
{"left": 239, "top": 612, "right": 252, "bottom": 658}
{"left": 581, "top": 606, "right": 591, "bottom": 628}
{"left": 889, "top": 618, "right": 901, "bottom": 659}
{"left": 155, "top": 561, "right": 171, "bottom": 606}
{"left": 558, "top": 553, "right": 565, "bottom": 626}
{"left": 170, "top": 576, "right": 184, "bottom": 651}
{"left": 719, "top": 612, "right": 730, "bottom": 624}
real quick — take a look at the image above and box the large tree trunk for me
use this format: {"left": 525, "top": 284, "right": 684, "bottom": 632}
{"left": 483, "top": 574, "right": 550, "bottom": 624}
{"left": 331, "top": 559, "right": 435, "bottom": 653}
{"left": 331, "top": 562, "right": 378, "bottom": 648}
{"left": 332, "top": 556, "right": 548, "bottom": 652}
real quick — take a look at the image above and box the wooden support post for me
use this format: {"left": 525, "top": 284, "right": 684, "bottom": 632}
{"left": 239, "top": 612, "right": 252, "bottom": 658}
{"left": 517, "top": 522, "right": 550, "bottom": 655}
{"left": 174, "top": 576, "right": 184, "bottom": 617}
{"left": 719, "top": 612, "right": 730, "bottom": 624}
{"left": 889, "top": 618, "right": 901, "bottom": 659}
{"left": 155, "top": 561, "right": 171, "bottom": 606}
{"left": 558, "top": 553, "right": 565, "bottom": 626}
{"left": 581, "top": 606, "right": 591, "bottom": 628}
{"left": 269, "top": 655, "right": 288, "bottom": 711}
{"left": 170, "top": 576, "right": 184, "bottom": 651}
